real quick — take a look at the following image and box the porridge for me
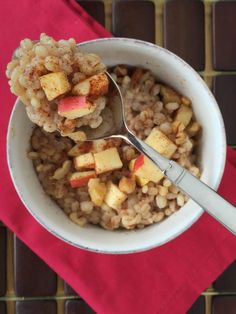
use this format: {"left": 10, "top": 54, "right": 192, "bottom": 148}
{"left": 27, "top": 65, "right": 201, "bottom": 230}
{"left": 6, "top": 34, "right": 108, "bottom": 139}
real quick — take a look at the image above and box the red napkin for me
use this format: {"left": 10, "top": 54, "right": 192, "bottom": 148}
{"left": 1, "top": 1, "right": 236, "bottom": 313}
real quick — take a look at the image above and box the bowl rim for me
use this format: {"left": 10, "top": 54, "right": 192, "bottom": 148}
{"left": 7, "top": 37, "right": 226, "bottom": 254}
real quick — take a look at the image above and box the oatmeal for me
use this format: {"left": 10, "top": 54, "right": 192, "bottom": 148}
{"left": 28, "top": 66, "right": 201, "bottom": 230}
{"left": 6, "top": 34, "right": 108, "bottom": 138}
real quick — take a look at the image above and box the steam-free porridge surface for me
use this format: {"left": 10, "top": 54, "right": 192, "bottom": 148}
{"left": 28, "top": 66, "right": 201, "bottom": 230}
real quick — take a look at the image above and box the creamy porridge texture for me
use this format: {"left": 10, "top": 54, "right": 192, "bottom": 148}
{"left": 25, "top": 62, "right": 201, "bottom": 230}
{"left": 6, "top": 35, "right": 201, "bottom": 230}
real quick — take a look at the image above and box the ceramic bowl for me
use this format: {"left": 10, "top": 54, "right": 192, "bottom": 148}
{"left": 7, "top": 38, "right": 226, "bottom": 253}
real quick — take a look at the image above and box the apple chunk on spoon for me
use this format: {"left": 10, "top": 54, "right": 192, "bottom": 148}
{"left": 58, "top": 96, "right": 96, "bottom": 119}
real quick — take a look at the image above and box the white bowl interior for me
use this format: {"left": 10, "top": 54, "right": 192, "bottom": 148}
{"left": 7, "top": 38, "right": 226, "bottom": 253}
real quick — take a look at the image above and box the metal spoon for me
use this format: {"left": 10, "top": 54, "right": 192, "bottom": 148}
{"left": 78, "top": 71, "right": 236, "bottom": 235}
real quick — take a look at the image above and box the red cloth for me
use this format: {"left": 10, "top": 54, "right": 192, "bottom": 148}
{"left": 1, "top": 1, "right": 236, "bottom": 313}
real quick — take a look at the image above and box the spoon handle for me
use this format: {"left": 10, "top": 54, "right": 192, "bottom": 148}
{"left": 125, "top": 131, "right": 236, "bottom": 235}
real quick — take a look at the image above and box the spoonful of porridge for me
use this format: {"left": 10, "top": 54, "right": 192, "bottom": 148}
{"left": 7, "top": 34, "right": 109, "bottom": 141}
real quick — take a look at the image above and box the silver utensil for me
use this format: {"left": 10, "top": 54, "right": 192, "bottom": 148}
{"left": 78, "top": 71, "right": 236, "bottom": 236}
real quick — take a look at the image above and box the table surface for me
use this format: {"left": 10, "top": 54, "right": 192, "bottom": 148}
{"left": 1, "top": 1, "right": 236, "bottom": 313}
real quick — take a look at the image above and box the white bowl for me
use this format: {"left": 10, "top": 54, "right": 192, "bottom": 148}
{"left": 7, "top": 38, "right": 226, "bottom": 254}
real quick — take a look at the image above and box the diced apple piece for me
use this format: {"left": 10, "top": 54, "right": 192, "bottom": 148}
{"left": 92, "top": 139, "right": 107, "bottom": 153}
{"left": 134, "top": 155, "right": 164, "bottom": 185}
{"left": 145, "top": 128, "right": 177, "bottom": 158}
{"left": 74, "top": 153, "right": 95, "bottom": 170}
{"left": 88, "top": 178, "right": 107, "bottom": 206}
{"left": 119, "top": 176, "right": 136, "bottom": 194}
{"left": 104, "top": 181, "right": 127, "bottom": 210}
{"left": 129, "top": 156, "right": 163, "bottom": 186}
{"left": 136, "top": 176, "right": 150, "bottom": 187}
{"left": 39, "top": 72, "right": 71, "bottom": 101}
{"left": 73, "top": 72, "right": 109, "bottom": 98}
{"left": 86, "top": 72, "right": 109, "bottom": 97}
{"left": 160, "top": 85, "right": 181, "bottom": 104}
{"left": 68, "top": 144, "right": 81, "bottom": 157}
{"left": 92, "top": 141, "right": 108, "bottom": 153}
{"left": 69, "top": 171, "right": 96, "bottom": 188}
{"left": 67, "top": 140, "right": 106, "bottom": 157}
{"left": 128, "top": 159, "right": 149, "bottom": 186}
{"left": 68, "top": 142, "right": 94, "bottom": 157}
{"left": 58, "top": 96, "right": 96, "bottom": 119}
{"left": 72, "top": 79, "right": 90, "bottom": 96}
{"left": 175, "top": 105, "right": 193, "bottom": 127}
{"left": 94, "top": 147, "right": 123, "bottom": 174}
{"left": 67, "top": 131, "right": 87, "bottom": 142}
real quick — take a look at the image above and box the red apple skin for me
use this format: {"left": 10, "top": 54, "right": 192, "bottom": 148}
{"left": 70, "top": 173, "right": 96, "bottom": 188}
{"left": 58, "top": 96, "right": 88, "bottom": 113}
{"left": 133, "top": 155, "right": 145, "bottom": 172}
